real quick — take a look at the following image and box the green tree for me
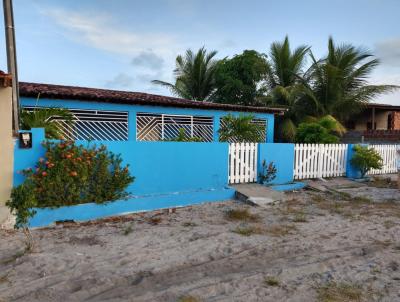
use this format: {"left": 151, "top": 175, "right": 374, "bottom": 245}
{"left": 21, "top": 107, "right": 73, "bottom": 139}
{"left": 295, "top": 115, "right": 345, "bottom": 143}
{"left": 213, "top": 50, "right": 269, "bottom": 106}
{"left": 264, "top": 36, "right": 310, "bottom": 141}
{"left": 301, "top": 37, "right": 398, "bottom": 121}
{"left": 218, "top": 114, "right": 264, "bottom": 142}
{"left": 152, "top": 47, "right": 218, "bottom": 101}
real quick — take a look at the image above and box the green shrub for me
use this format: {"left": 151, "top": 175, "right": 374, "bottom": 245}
{"left": 258, "top": 160, "right": 277, "bottom": 184}
{"left": 350, "top": 145, "right": 383, "bottom": 178}
{"left": 167, "top": 128, "right": 202, "bottom": 142}
{"left": 219, "top": 114, "right": 264, "bottom": 142}
{"left": 7, "top": 141, "right": 134, "bottom": 228}
{"left": 295, "top": 122, "right": 339, "bottom": 143}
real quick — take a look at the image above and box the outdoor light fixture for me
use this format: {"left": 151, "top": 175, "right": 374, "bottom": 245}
{"left": 19, "top": 132, "right": 32, "bottom": 149}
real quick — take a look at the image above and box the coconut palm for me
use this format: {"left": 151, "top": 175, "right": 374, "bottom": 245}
{"left": 218, "top": 114, "right": 264, "bottom": 143}
{"left": 152, "top": 47, "right": 219, "bottom": 101}
{"left": 21, "top": 107, "right": 73, "bottom": 139}
{"left": 264, "top": 36, "right": 310, "bottom": 141}
{"left": 301, "top": 37, "right": 398, "bottom": 121}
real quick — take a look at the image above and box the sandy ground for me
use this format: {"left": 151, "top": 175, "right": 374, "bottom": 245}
{"left": 0, "top": 179, "right": 399, "bottom": 302}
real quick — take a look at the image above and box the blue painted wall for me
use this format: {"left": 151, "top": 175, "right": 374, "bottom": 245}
{"left": 14, "top": 129, "right": 230, "bottom": 195}
{"left": 14, "top": 128, "right": 46, "bottom": 186}
{"left": 20, "top": 97, "right": 276, "bottom": 143}
{"left": 258, "top": 143, "right": 295, "bottom": 185}
{"left": 13, "top": 128, "right": 236, "bottom": 227}
{"left": 346, "top": 144, "right": 369, "bottom": 179}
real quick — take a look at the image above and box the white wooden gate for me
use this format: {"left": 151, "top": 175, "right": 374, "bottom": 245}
{"left": 368, "top": 144, "right": 400, "bottom": 175}
{"left": 294, "top": 144, "right": 348, "bottom": 179}
{"left": 228, "top": 143, "right": 258, "bottom": 184}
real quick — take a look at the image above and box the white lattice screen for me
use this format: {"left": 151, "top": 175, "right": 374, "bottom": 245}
{"left": 136, "top": 113, "right": 214, "bottom": 142}
{"left": 219, "top": 117, "right": 267, "bottom": 143}
{"left": 23, "top": 106, "right": 128, "bottom": 141}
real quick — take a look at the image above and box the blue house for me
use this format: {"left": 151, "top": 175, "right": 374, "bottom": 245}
{"left": 19, "top": 82, "right": 285, "bottom": 143}
{"left": 15, "top": 82, "right": 291, "bottom": 227}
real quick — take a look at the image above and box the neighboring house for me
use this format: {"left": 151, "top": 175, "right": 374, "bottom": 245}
{"left": 343, "top": 103, "right": 400, "bottom": 143}
{"left": 19, "top": 82, "right": 286, "bottom": 143}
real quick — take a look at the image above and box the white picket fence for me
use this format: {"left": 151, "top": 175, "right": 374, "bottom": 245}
{"left": 294, "top": 144, "right": 348, "bottom": 179}
{"left": 229, "top": 143, "right": 399, "bottom": 183}
{"left": 228, "top": 143, "right": 258, "bottom": 184}
{"left": 368, "top": 144, "right": 400, "bottom": 175}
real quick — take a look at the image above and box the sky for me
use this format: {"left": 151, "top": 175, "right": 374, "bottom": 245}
{"left": 0, "top": 0, "right": 399, "bottom": 105}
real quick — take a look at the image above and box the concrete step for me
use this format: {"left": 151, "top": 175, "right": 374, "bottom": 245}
{"left": 232, "top": 183, "right": 286, "bottom": 207}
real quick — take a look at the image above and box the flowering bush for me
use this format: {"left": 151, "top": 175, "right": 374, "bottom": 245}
{"left": 7, "top": 141, "right": 134, "bottom": 228}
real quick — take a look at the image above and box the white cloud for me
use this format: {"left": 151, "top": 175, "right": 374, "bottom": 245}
{"left": 105, "top": 73, "right": 134, "bottom": 88}
{"left": 375, "top": 38, "right": 400, "bottom": 67}
{"left": 131, "top": 50, "right": 164, "bottom": 70}
{"left": 42, "top": 8, "right": 176, "bottom": 57}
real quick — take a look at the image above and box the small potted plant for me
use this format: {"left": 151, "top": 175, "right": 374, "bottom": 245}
{"left": 350, "top": 145, "right": 383, "bottom": 180}
{"left": 258, "top": 160, "right": 277, "bottom": 185}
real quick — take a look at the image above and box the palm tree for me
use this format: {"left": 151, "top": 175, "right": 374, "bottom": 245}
{"left": 301, "top": 37, "right": 398, "bottom": 122}
{"left": 152, "top": 47, "right": 219, "bottom": 101}
{"left": 264, "top": 36, "right": 310, "bottom": 141}
{"left": 218, "top": 114, "right": 264, "bottom": 142}
{"left": 21, "top": 107, "right": 73, "bottom": 139}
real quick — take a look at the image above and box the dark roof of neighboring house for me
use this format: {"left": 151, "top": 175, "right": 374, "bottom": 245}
{"left": 0, "top": 70, "right": 12, "bottom": 87}
{"left": 365, "top": 103, "right": 400, "bottom": 111}
{"left": 19, "top": 82, "right": 287, "bottom": 114}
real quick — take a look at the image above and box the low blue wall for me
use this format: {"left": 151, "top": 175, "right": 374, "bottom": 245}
{"left": 13, "top": 128, "right": 235, "bottom": 227}
{"left": 346, "top": 144, "right": 373, "bottom": 179}
{"left": 257, "top": 143, "right": 295, "bottom": 185}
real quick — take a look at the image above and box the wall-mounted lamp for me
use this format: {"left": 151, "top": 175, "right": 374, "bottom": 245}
{"left": 19, "top": 132, "right": 32, "bottom": 149}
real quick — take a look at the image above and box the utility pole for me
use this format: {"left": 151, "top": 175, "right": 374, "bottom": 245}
{"left": 3, "top": 0, "right": 20, "bottom": 134}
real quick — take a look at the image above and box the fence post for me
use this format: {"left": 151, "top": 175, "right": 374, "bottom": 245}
{"left": 317, "top": 144, "right": 324, "bottom": 178}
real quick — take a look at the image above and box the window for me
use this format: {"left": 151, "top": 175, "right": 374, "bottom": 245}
{"left": 23, "top": 106, "right": 128, "bottom": 141}
{"left": 136, "top": 113, "right": 214, "bottom": 142}
{"left": 219, "top": 117, "right": 267, "bottom": 142}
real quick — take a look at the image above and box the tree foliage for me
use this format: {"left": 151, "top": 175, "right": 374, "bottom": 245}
{"left": 300, "top": 37, "right": 398, "bottom": 121}
{"left": 264, "top": 36, "right": 310, "bottom": 141}
{"left": 350, "top": 145, "right": 383, "bottom": 178}
{"left": 21, "top": 107, "right": 73, "bottom": 139}
{"left": 295, "top": 115, "right": 345, "bottom": 143}
{"left": 213, "top": 50, "right": 269, "bottom": 106}
{"left": 218, "top": 114, "right": 264, "bottom": 142}
{"left": 7, "top": 141, "right": 134, "bottom": 228}
{"left": 152, "top": 47, "right": 218, "bottom": 101}
{"left": 155, "top": 38, "right": 398, "bottom": 143}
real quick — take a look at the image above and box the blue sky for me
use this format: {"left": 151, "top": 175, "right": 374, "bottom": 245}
{"left": 1, "top": 0, "right": 399, "bottom": 104}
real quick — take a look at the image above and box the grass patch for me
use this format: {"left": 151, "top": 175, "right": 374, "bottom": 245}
{"left": 265, "top": 224, "right": 297, "bottom": 237}
{"left": 293, "top": 212, "right": 307, "bottom": 223}
{"left": 383, "top": 220, "right": 397, "bottom": 229}
{"left": 177, "top": 295, "right": 201, "bottom": 302}
{"left": 370, "top": 177, "right": 396, "bottom": 189}
{"left": 232, "top": 225, "right": 264, "bottom": 236}
{"left": 122, "top": 224, "right": 133, "bottom": 235}
{"left": 312, "top": 194, "right": 325, "bottom": 203}
{"left": 147, "top": 216, "right": 162, "bottom": 225}
{"left": 264, "top": 276, "right": 280, "bottom": 286}
{"left": 0, "top": 248, "right": 27, "bottom": 266}
{"left": 182, "top": 221, "right": 197, "bottom": 227}
{"left": 0, "top": 273, "right": 10, "bottom": 284}
{"left": 225, "top": 208, "right": 260, "bottom": 222}
{"left": 349, "top": 196, "right": 372, "bottom": 204}
{"left": 317, "top": 282, "right": 363, "bottom": 302}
